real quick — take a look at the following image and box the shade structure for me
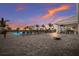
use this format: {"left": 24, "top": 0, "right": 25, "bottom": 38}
{"left": 55, "top": 16, "right": 78, "bottom": 25}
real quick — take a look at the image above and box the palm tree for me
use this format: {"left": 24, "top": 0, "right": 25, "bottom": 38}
{"left": 0, "top": 17, "right": 9, "bottom": 38}
{"left": 31, "top": 26, "right": 34, "bottom": 30}
{"left": 35, "top": 24, "right": 40, "bottom": 34}
{"left": 35, "top": 24, "right": 39, "bottom": 30}
{"left": 16, "top": 27, "right": 20, "bottom": 33}
{"left": 0, "top": 18, "right": 9, "bottom": 27}
{"left": 16, "top": 27, "right": 20, "bottom": 30}
{"left": 41, "top": 24, "right": 46, "bottom": 30}
{"left": 24, "top": 26, "right": 30, "bottom": 35}
{"left": 41, "top": 24, "right": 47, "bottom": 33}
{"left": 24, "top": 26, "right": 27, "bottom": 30}
{"left": 48, "top": 23, "right": 54, "bottom": 30}
{"left": 6, "top": 25, "right": 12, "bottom": 31}
{"left": 29, "top": 26, "right": 33, "bottom": 34}
{"left": 26, "top": 26, "right": 29, "bottom": 30}
{"left": 22, "top": 26, "right": 27, "bottom": 35}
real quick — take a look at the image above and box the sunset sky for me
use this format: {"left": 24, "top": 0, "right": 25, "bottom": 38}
{"left": 0, "top": 3, "right": 77, "bottom": 29}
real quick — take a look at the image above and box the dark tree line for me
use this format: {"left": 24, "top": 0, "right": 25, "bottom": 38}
{"left": 0, "top": 18, "right": 9, "bottom": 38}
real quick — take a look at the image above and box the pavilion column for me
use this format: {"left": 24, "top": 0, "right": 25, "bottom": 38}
{"left": 57, "top": 25, "right": 61, "bottom": 34}
{"left": 77, "top": 3, "right": 79, "bottom": 34}
{"left": 78, "top": 24, "right": 79, "bottom": 34}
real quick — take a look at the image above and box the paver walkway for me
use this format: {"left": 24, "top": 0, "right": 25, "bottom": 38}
{"left": 0, "top": 33, "right": 79, "bottom": 56}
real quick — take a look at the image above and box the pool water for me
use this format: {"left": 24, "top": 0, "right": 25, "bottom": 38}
{"left": 12, "top": 32, "right": 23, "bottom": 36}
{"left": 12, "top": 32, "right": 33, "bottom": 36}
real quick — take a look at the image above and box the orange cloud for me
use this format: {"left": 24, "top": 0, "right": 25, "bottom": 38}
{"left": 16, "top": 4, "right": 26, "bottom": 11}
{"left": 8, "top": 23, "right": 17, "bottom": 29}
{"left": 8, "top": 23, "right": 26, "bottom": 30}
{"left": 42, "top": 5, "right": 70, "bottom": 19}
{"left": 31, "top": 20, "right": 37, "bottom": 25}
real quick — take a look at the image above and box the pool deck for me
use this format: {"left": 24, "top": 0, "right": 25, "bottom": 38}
{"left": 0, "top": 33, "right": 79, "bottom": 56}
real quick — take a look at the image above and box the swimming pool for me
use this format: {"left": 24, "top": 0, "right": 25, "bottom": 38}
{"left": 12, "top": 32, "right": 23, "bottom": 36}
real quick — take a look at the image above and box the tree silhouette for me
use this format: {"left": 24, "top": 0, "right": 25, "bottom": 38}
{"left": 16, "top": 27, "right": 20, "bottom": 33}
{"left": 22, "top": 26, "right": 27, "bottom": 35}
{"left": 48, "top": 23, "right": 54, "bottom": 30}
{"left": 25, "top": 26, "right": 30, "bottom": 35}
{"left": 0, "top": 17, "right": 9, "bottom": 38}
{"left": 41, "top": 24, "right": 46, "bottom": 30}
{"left": 6, "top": 25, "right": 12, "bottom": 31}
{"left": 36, "top": 24, "right": 39, "bottom": 30}
{"left": 35, "top": 24, "right": 40, "bottom": 34}
{"left": 0, "top": 18, "right": 9, "bottom": 27}
{"left": 24, "top": 26, "right": 27, "bottom": 30}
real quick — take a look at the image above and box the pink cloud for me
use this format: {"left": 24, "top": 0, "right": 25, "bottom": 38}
{"left": 16, "top": 4, "right": 26, "bottom": 11}
{"left": 41, "top": 4, "right": 70, "bottom": 19}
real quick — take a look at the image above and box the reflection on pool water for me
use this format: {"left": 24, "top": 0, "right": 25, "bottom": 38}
{"left": 12, "top": 32, "right": 23, "bottom": 36}
{"left": 12, "top": 32, "right": 33, "bottom": 36}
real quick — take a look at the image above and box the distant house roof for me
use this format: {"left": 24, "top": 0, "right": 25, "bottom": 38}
{"left": 55, "top": 16, "right": 78, "bottom": 25}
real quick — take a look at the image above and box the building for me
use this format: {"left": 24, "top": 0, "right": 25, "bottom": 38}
{"left": 55, "top": 16, "right": 78, "bottom": 34}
